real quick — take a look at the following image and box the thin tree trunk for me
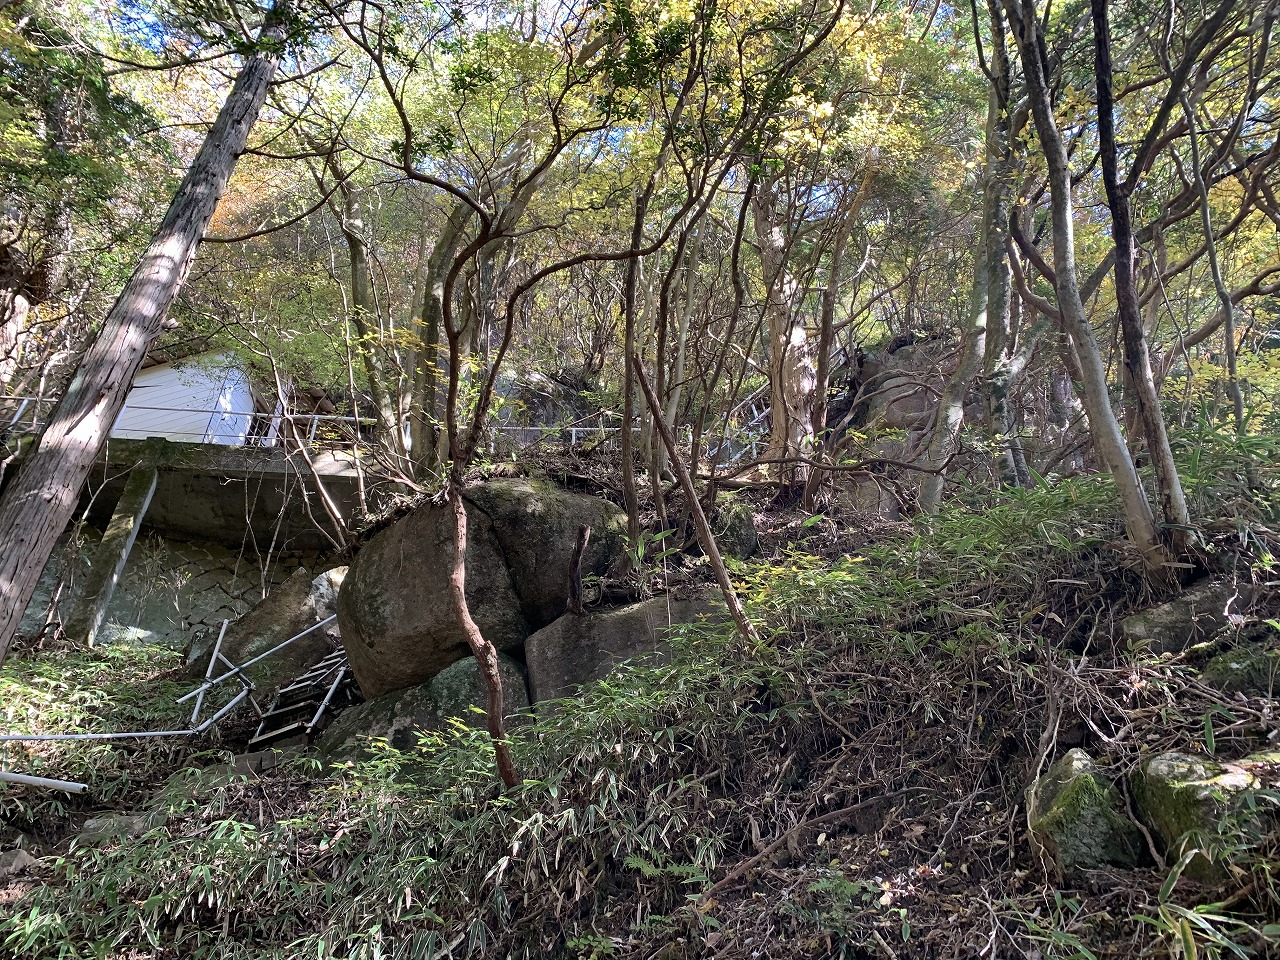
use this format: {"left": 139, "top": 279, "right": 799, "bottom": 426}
{"left": 447, "top": 481, "right": 520, "bottom": 788}
{"left": 634, "top": 357, "right": 758, "bottom": 647}
{"left": 1003, "top": 0, "right": 1167, "bottom": 569}
{"left": 1179, "top": 88, "right": 1249, "bottom": 433}
{"left": 410, "top": 200, "right": 470, "bottom": 472}
{"left": 1091, "top": 0, "right": 1190, "bottom": 540}
{"left": 325, "top": 162, "right": 404, "bottom": 464}
{"left": 752, "top": 177, "right": 816, "bottom": 485}
{"left": 0, "top": 6, "right": 288, "bottom": 664}
{"left": 920, "top": 90, "right": 1008, "bottom": 512}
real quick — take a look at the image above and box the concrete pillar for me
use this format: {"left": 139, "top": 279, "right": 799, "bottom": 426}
{"left": 65, "top": 442, "right": 161, "bottom": 645}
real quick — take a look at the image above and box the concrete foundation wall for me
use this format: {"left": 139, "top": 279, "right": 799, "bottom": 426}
{"left": 20, "top": 532, "right": 318, "bottom": 652}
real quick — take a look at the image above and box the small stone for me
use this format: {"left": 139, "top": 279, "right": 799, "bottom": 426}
{"left": 0, "top": 848, "right": 38, "bottom": 879}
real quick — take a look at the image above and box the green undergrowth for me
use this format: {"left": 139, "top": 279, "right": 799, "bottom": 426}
{"left": 2, "top": 469, "right": 1278, "bottom": 959}
{"left": 0, "top": 643, "right": 194, "bottom": 831}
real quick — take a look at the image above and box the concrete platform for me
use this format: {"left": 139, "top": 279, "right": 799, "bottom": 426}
{"left": 82, "top": 438, "right": 367, "bottom": 552}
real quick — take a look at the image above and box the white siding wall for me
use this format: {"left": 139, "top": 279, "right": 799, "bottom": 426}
{"left": 112, "top": 355, "right": 252, "bottom": 444}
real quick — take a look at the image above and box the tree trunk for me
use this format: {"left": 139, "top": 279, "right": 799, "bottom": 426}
{"left": 920, "top": 89, "right": 1009, "bottom": 512}
{"left": 447, "top": 480, "right": 520, "bottom": 788}
{"left": 1091, "top": 0, "right": 1190, "bottom": 540}
{"left": 752, "top": 177, "right": 815, "bottom": 485}
{"left": 1003, "top": 0, "right": 1167, "bottom": 568}
{"left": 0, "top": 7, "right": 288, "bottom": 664}
{"left": 326, "top": 163, "right": 404, "bottom": 465}
{"left": 409, "top": 200, "right": 471, "bottom": 472}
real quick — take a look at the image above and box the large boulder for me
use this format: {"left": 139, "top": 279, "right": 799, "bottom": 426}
{"left": 1121, "top": 580, "right": 1253, "bottom": 654}
{"left": 463, "top": 478, "right": 628, "bottom": 629}
{"left": 525, "top": 594, "right": 726, "bottom": 704}
{"left": 317, "top": 655, "right": 529, "bottom": 758}
{"left": 338, "top": 502, "right": 528, "bottom": 699}
{"left": 1027, "top": 749, "right": 1142, "bottom": 879}
{"left": 1133, "top": 751, "right": 1279, "bottom": 883}
{"left": 185, "top": 567, "right": 336, "bottom": 694}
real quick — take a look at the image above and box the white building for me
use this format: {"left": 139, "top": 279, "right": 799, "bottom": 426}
{"left": 111, "top": 352, "right": 272, "bottom": 445}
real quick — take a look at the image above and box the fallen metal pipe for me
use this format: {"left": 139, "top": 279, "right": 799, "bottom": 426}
{"left": 193, "top": 687, "right": 249, "bottom": 734}
{"left": 176, "top": 615, "right": 337, "bottom": 704}
{"left": 190, "top": 619, "right": 230, "bottom": 727}
{"left": 0, "top": 770, "right": 89, "bottom": 793}
{"left": 0, "top": 729, "right": 196, "bottom": 742}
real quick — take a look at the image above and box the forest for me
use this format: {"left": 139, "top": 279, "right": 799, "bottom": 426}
{"left": 1, "top": 0, "right": 1279, "bottom": 957}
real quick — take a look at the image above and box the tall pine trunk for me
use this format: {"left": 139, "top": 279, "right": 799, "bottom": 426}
{"left": 0, "top": 7, "right": 288, "bottom": 665}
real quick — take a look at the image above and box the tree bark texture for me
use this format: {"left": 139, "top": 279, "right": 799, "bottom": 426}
{"left": 0, "top": 8, "right": 288, "bottom": 664}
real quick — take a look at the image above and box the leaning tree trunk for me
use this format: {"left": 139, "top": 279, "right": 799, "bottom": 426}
{"left": 0, "top": 8, "right": 288, "bottom": 665}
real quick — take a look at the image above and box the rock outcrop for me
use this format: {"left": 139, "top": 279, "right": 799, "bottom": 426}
{"left": 1027, "top": 749, "right": 1142, "bottom": 878}
{"left": 525, "top": 594, "right": 726, "bottom": 704}
{"left": 317, "top": 655, "right": 529, "bottom": 758}
{"left": 1120, "top": 580, "right": 1252, "bottom": 654}
{"left": 338, "top": 480, "right": 628, "bottom": 699}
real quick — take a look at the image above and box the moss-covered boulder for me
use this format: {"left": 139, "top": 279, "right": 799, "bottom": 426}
{"left": 1133, "top": 751, "right": 1279, "bottom": 883}
{"left": 1120, "top": 580, "right": 1252, "bottom": 654}
{"left": 462, "top": 478, "right": 628, "bottom": 629}
{"left": 1028, "top": 749, "right": 1142, "bottom": 879}
{"left": 713, "top": 501, "right": 758, "bottom": 560}
{"left": 316, "top": 654, "right": 529, "bottom": 759}
{"left": 1200, "top": 643, "right": 1280, "bottom": 697}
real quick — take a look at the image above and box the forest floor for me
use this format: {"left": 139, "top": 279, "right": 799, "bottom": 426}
{"left": 1, "top": 433, "right": 1279, "bottom": 959}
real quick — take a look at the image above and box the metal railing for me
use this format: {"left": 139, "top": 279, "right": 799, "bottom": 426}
{"left": 0, "top": 396, "right": 373, "bottom": 448}
{"left": 1, "top": 395, "right": 767, "bottom": 464}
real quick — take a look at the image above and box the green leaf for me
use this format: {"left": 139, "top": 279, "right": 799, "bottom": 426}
{"left": 1178, "top": 917, "right": 1198, "bottom": 960}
